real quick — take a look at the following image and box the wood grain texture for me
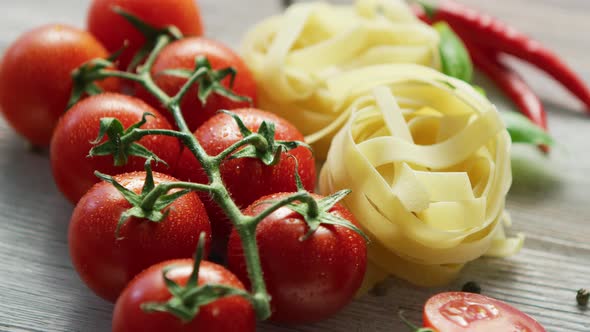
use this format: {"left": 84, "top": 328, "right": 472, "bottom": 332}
{"left": 0, "top": 0, "right": 589, "bottom": 331}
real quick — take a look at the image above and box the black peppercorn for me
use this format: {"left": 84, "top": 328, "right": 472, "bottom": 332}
{"left": 462, "top": 281, "right": 481, "bottom": 294}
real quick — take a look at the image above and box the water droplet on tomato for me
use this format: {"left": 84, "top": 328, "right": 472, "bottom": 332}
{"left": 440, "top": 299, "right": 500, "bottom": 327}
{"left": 512, "top": 322, "right": 531, "bottom": 332}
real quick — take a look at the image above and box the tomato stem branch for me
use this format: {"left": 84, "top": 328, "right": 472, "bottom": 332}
{"left": 139, "top": 182, "right": 215, "bottom": 211}
{"left": 139, "top": 35, "right": 172, "bottom": 75}
{"left": 79, "top": 33, "right": 274, "bottom": 320}
{"left": 398, "top": 310, "right": 436, "bottom": 332}
{"left": 234, "top": 223, "right": 270, "bottom": 316}
{"left": 169, "top": 67, "right": 209, "bottom": 106}
{"left": 212, "top": 134, "right": 268, "bottom": 165}
{"left": 96, "top": 69, "right": 143, "bottom": 82}
{"left": 249, "top": 191, "right": 317, "bottom": 226}
{"left": 124, "top": 128, "right": 191, "bottom": 142}
{"left": 158, "top": 66, "right": 273, "bottom": 321}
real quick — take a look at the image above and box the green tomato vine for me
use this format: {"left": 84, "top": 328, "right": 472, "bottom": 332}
{"left": 69, "top": 9, "right": 366, "bottom": 322}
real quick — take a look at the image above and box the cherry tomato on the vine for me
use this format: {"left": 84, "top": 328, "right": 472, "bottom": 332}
{"left": 69, "top": 171, "right": 211, "bottom": 302}
{"left": 112, "top": 259, "right": 255, "bottom": 332}
{"left": 137, "top": 37, "right": 257, "bottom": 132}
{"left": 50, "top": 93, "right": 181, "bottom": 204}
{"left": 87, "top": 0, "right": 204, "bottom": 69}
{"left": 0, "top": 24, "right": 118, "bottom": 146}
{"left": 423, "top": 292, "right": 546, "bottom": 332}
{"left": 227, "top": 192, "right": 367, "bottom": 323}
{"left": 175, "top": 109, "right": 316, "bottom": 255}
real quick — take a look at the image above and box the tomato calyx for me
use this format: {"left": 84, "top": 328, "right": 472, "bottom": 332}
{"left": 286, "top": 188, "right": 369, "bottom": 241}
{"left": 218, "top": 110, "right": 312, "bottom": 166}
{"left": 160, "top": 56, "right": 252, "bottom": 107}
{"left": 95, "top": 160, "right": 210, "bottom": 239}
{"left": 261, "top": 165, "right": 368, "bottom": 241}
{"left": 111, "top": 6, "right": 183, "bottom": 71}
{"left": 141, "top": 233, "right": 251, "bottom": 322}
{"left": 255, "top": 158, "right": 368, "bottom": 241}
{"left": 67, "top": 8, "right": 184, "bottom": 109}
{"left": 89, "top": 112, "right": 170, "bottom": 166}
{"left": 399, "top": 310, "right": 437, "bottom": 332}
{"left": 67, "top": 47, "right": 124, "bottom": 110}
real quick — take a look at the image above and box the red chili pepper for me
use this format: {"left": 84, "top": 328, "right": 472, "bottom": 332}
{"left": 412, "top": 4, "right": 549, "bottom": 151}
{"left": 411, "top": 3, "right": 431, "bottom": 24}
{"left": 466, "top": 43, "right": 550, "bottom": 152}
{"left": 466, "top": 44, "right": 547, "bottom": 131}
{"left": 419, "top": 0, "right": 590, "bottom": 114}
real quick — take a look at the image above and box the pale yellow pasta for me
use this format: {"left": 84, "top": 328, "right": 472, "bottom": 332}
{"left": 319, "top": 64, "right": 522, "bottom": 287}
{"left": 241, "top": 0, "right": 440, "bottom": 158}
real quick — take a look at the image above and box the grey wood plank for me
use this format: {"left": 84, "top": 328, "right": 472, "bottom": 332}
{"left": 0, "top": 0, "right": 589, "bottom": 331}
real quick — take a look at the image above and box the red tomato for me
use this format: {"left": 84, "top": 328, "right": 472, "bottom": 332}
{"left": 50, "top": 93, "right": 181, "bottom": 203}
{"left": 174, "top": 109, "right": 316, "bottom": 255}
{"left": 423, "top": 292, "right": 546, "bottom": 331}
{"left": 87, "top": 0, "right": 204, "bottom": 69}
{"left": 112, "top": 259, "right": 255, "bottom": 332}
{"left": 227, "top": 192, "right": 367, "bottom": 323}
{"left": 0, "top": 24, "right": 118, "bottom": 146}
{"left": 69, "top": 171, "right": 211, "bottom": 302}
{"left": 137, "top": 37, "right": 257, "bottom": 132}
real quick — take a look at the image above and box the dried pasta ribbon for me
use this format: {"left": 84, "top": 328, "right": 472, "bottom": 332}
{"left": 241, "top": 0, "right": 440, "bottom": 158}
{"left": 319, "top": 64, "right": 522, "bottom": 287}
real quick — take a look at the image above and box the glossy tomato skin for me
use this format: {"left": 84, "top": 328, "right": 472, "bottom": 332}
{"left": 423, "top": 292, "right": 546, "bottom": 332}
{"left": 227, "top": 192, "right": 367, "bottom": 323}
{"left": 69, "top": 172, "right": 211, "bottom": 303}
{"left": 137, "top": 37, "right": 257, "bottom": 132}
{"left": 0, "top": 24, "right": 118, "bottom": 146}
{"left": 175, "top": 109, "right": 316, "bottom": 256}
{"left": 87, "top": 0, "right": 203, "bottom": 69}
{"left": 112, "top": 259, "right": 255, "bottom": 332}
{"left": 50, "top": 93, "right": 181, "bottom": 204}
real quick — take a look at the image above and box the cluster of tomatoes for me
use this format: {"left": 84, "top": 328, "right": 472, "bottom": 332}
{"left": 0, "top": 0, "right": 548, "bottom": 331}
{"left": 0, "top": 0, "right": 369, "bottom": 331}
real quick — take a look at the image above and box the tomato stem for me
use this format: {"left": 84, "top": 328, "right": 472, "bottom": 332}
{"left": 249, "top": 191, "right": 317, "bottom": 226}
{"left": 212, "top": 134, "right": 268, "bottom": 165}
{"left": 124, "top": 128, "right": 191, "bottom": 142}
{"left": 138, "top": 37, "right": 274, "bottom": 319}
{"left": 139, "top": 181, "right": 214, "bottom": 211}
{"left": 73, "top": 29, "right": 330, "bottom": 321}
{"left": 234, "top": 223, "right": 270, "bottom": 316}
{"left": 399, "top": 310, "right": 437, "bottom": 332}
{"left": 168, "top": 67, "right": 208, "bottom": 106}
{"left": 139, "top": 35, "right": 172, "bottom": 75}
{"left": 94, "top": 69, "right": 143, "bottom": 83}
{"left": 141, "top": 233, "right": 254, "bottom": 322}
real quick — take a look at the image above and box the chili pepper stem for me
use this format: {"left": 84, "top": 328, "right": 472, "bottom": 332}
{"left": 414, "top": 0, "right": 437, "bottom": 19}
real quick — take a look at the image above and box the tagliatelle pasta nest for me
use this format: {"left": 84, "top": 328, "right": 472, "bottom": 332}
{"left": 241, "top": 0, "right": 440, "bottom": 158}
{"left": 319, "top": 64, "right": 523, "bottom": 287}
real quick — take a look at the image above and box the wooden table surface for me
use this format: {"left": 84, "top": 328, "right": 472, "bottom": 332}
{"left": 1, "top": 0, "right": 589, "bottom": 331}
